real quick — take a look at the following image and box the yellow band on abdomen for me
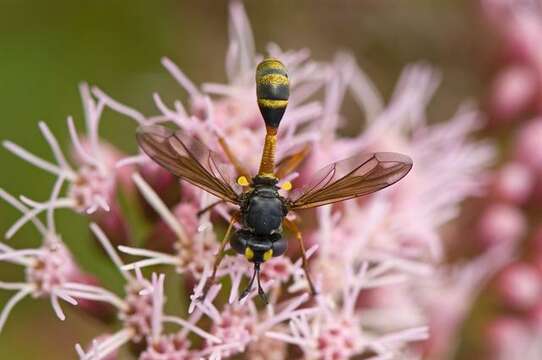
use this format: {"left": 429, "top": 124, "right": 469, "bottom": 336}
{"left": 257, "top": 99, "right": 288, "bottom": 109}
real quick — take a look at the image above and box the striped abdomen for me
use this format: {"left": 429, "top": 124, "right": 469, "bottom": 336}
{"left": 256, "top": 58, "right": 289, "bottom": 129}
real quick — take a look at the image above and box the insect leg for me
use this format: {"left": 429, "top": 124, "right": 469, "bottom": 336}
{"left": 198, "top": 212, "right": 239, "bottom": 301}
{"left": 217, "top": 136, "right": 252, "bottom": 181}
{"left": 284, "top": 218, "right": 318, "bottom": 295}
{"left": 196, "top": 199, "right": 227, "bottom": 217}
{"left": 275, "top": 144, "right": 311, "bottom": 180}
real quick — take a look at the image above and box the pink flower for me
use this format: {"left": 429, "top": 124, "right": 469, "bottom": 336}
{"left": 492, "top": 162, "right": 535, "bottom": 204}
{"left": 76, "top": 226, "right": 219, "bottom": 359}
{"left": 483, "top": 316, "right": 532, "bottom": 360}
{"left": 2, "top": 84, "right": 120, "bottom": 217}
{"left": 0, "top": 184, "right": 105, "bottom": 332}
{"left": 494, "top": 261, "right": 542, "bottom": 310}
{"left": 0, "top": 1, "right": 500, "bottom": 358}
{"left": 490, "top": 65, "right": 538, "bottom": 121}
{"left": 477, "top": 203, "right": 527, "bottom": 249}
{"left": 515, "top": 118, "right": 542, "bottom": 171}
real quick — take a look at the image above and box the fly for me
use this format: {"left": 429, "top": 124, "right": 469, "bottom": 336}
{"left": 136, "top": 58, "right": 413, "bottom": 303}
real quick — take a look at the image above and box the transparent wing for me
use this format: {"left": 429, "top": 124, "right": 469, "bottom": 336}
{"left": 136, "top": 125, "right": 240, "bottom": 204}
{"left": 288, "top": 152, "right": 413, "bottom": 210}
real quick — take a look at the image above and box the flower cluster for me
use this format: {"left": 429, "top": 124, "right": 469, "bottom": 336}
{"left": 443, "top": 1, "right": 542, "bottom": 358}
{"left": 0, "top": 1, "right": 494, "bottom": 359}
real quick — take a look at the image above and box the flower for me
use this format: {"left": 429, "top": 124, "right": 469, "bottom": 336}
{"left": 0, "top": 1, "right": 500, "bottom": 359}
{"left": 2, "top": 84, "right": 117, "bottom": 216}
{"left": 75, "top": 224, "right": 220, "bottom": 360}
{"left": 0, "top": 180, "right": 103, "bottom": 331}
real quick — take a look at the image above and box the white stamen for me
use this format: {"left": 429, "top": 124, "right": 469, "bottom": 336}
{"left": 62, "top": 289, "right": 125, "bottom": 310}
{"left": 117, "top": 245, "right": 172, "bottom": 259}
{"left": 265, "top": 331, "right": 312, "bottom": 348}
{"left": 0, "top": 189, "right": 47, "bottom": 236}
{"left": 373, "top": 326, "right": 429, "bottom": 346}
{"left": 152, "top": 93, "right": 189, "bottom": 128}
{"left": 90, "top": 223, "right": 134, "bottom": 282}
{"left": 0, "top": 282, "right": 31, "bottom": 290}
{"left": 132, "top": 173, "right": 189, "bottom": 245}
{"left": 0, "top": 287, "right": 33, "bottom": 333}
{"left": 0, "top": 249, "right": 43, "bottom": 262}
{"left": 85, "top": 204, "right": 98, "bottom": 214}
{"left": 67, "top": 116, "right": 98, "bottom": 167}
{"left": 54, "top": 289, "right": 78, "bottom": 306}
{"left": 163, "top": 315, "right": 222, "bottom": 344}
{"left": 120, "top": 257, "right": 177, "bottom": 271}
{"left": 6, "top": 198, "right": 74, "bottom": 239}
{"left": 161, "top": 57, "right": 201, "bottom": 98}
{"left": 38, "top": 121, "right": 73, "bottom": 173}
{"left": 227, "top": 0, "right": 255, "bottom": 79}
{"left": 91, "top": 86, "right": 146, "bottom": 124}
{"left": 115, "top": 154, "right": 147, "bottom": 168}
{"left": 345, "top": 54, "right": 384, "bottom": 121}
{"left": 88, "top": 328, "right": 134, "bottom": 360}
{"left": 94, "top": 195, "right": 110, "bottom": 212}
{"left": 259, "top": 306, "right": 318, "bottom": 332}
{"left": 47, "top": 175, "right": 66, "bottom": 233}
{"left": 75, "top": 343, "right": 86, "bottom": 358}
{"left": 50, "top": 293, "right": 67, "bottom": 321}
{"left": 3, "top": 141, "right": 72, "bottom": 179}
{"left": 63, "top": 282, "right": 126, "bottom": 310}
{"left": 201, "top": 83, "right": 244, "bottom": 98}
{"left": 79, "top": 83, "right": 105, "bottom": 160}
{"left": 150, "top": 273, "right": 165, "bottom": 341}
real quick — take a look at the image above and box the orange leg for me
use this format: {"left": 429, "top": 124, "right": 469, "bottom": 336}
{"left": 197, "top": 199, "right": 226, "bottom": 217}
{"left": 275, "top": 144, "right": 311, "bottom": 180}
{"left": 198, "top": 213, "right": 238, "bottom": 300}
{"left": 218, "top": 137, "right": 252, "bottom": 181}
{"left": 284, "top": 218, "right": 317, "bottom": 295}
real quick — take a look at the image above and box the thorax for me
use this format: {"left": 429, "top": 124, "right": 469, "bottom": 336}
{"left": 240, "top": 185, "right": 287, "bottom": 236}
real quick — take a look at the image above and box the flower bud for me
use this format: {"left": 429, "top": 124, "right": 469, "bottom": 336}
{"left": 515, "top": 119, "right": 542, "bottom": 171}
{"left": 490, "top": 66, "right": 537, "bottom": 122}
{"left": 492, "top": 162, "right": 534, "bottom": 204}
{"left": 494, "top": 262, "right": 542, "bottom": 310}
{"left": 476, "top": 204, "right": 527, "bottom": 249}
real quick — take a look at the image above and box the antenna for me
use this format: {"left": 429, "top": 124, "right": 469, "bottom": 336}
{"left": 239, "top": 263, "right": 268, "bottom": 304}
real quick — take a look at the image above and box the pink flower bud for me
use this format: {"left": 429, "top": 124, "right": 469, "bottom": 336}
{"left": 144, "top": 203, "right": 199, "bottom": 254}
{"left": 492, "top": 162, "right": 534, "bottom": 204}
{"left": 83, "top": 335, "right": 119, "bottom": 360}
{"left": 494, "top": 262, "right": 542, "bottom": 310}
{"left": 515, "top": 119, "right": 542, "bottom": 171}
{"left": 490, "top": 66, "right": 537, "bottom": 122}
{"left": 477, "top": 204, "right": 527, "bottom": 249}
{"left": 526, "top": 301, "right": 542, "bottom": 331}
{"left": 137, "top": 162, "right": 180, "bottom": 219}
{"left": 530, "top": 226, "right": 542, "bottom": 272}
{"left": 484, "top": 316, "right": 530, "bottom": 357}
{"left": 91, "top": 200, "right": 132, "bottom": 247}
{"left": 69, "top": 273, "right": 116, "bottom": 322}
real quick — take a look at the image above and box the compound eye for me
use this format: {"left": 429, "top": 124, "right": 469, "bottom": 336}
{"left": 271, "top": 237, "right": 288, "bottom": 257}
{"left": 230, "top": 230, "right": 250, "bottom": 255}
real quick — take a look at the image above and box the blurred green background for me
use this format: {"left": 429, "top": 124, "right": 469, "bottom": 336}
{"left": 0, "top": 0, "right": 488, "bottom": 358}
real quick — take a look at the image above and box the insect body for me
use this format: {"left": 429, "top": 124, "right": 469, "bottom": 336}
{"left": 232, "top": 176, "right": 289, "bottom": 301}
{"left": 136, "top": 58, "right": 413, "bottom": 303}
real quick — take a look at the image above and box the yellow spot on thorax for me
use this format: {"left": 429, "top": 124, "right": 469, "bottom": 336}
{"left": 245, "top": 247, "right": 254, "bottom": 260}
{"left": 280, "top": 181, "right": 292, "bottom": 191}
{"left": 263, "top": 249, "right": 273, "bottom": 261}
{"left": 237, "top": 176, "right": 250, "bottom": 187}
